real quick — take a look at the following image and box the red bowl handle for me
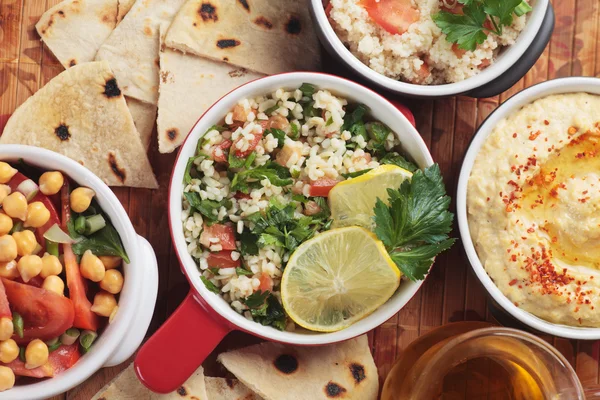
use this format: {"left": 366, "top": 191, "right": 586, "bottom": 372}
{"left": 388, "top": 100, "right": 416, "bottom": 128}
{"left": 134, "top": 291, "right": 232, "bottom": 393}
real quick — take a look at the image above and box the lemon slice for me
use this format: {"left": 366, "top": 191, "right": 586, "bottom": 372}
{"left": 329, "top": 165, "right": 412, "bottom": 230}
{"left": 281, "top": 226, "right": 401, "bottom": 332}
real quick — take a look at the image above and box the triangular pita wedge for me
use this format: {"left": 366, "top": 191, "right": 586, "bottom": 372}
{"left": 165, "top": 0, "right": 321, "bottom": 75}
{"left": 218, "top": 335, "right": 378, "bottom": 400}
{"left": 204, "top": 377, "right": 263, "bottom": 400}
{"left": 96, "top": 0, "right": 187, "bottom": 104}
{"left": 126, "top": 97, "right": 156, "bottom": 151}
{"left": 0, "top": 61, "right": 158, "bottom": 189}
{"left": 117, "top": 0, "right": 136, "bottom": 22}
{"left": 91, "top": 364, "right": 208, "bottom": 399}
{"left": 157, "top": 25, "right": 263, "bottom": 153}
{"left": 36, "top": 0, "right": 119, "bottom": 69}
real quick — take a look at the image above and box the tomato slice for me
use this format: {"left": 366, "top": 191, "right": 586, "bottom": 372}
{"left": 0, "top": 279, "right": 11, "bottom": 319}
{"left": 2, "top": 278, "right": 74, "bottom": 343}
{"left": 2, "top": 344, "right": 80, "bottom": 378}
{"left": 200, "top": 224, "right": 237, "bottom": 250}
{"left": 212, "top": 140, "right": 232, "bottom": 163}
{"left": 207, "top": 251, "right": 241, "bottom": 269}
{"left": 309, "top": 178, "right": 339, "bottom": 197}
{"left": 361, "top": 0, "right": 420, "bottom": 35}
{"left": 233, "top": 132, "right": 263, "bottom": 158}
{"left": 61, "top": 183, "right": 99, "bottom": 331}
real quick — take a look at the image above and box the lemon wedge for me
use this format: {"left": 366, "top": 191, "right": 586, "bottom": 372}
{"left": 329, "top": 165, "right": 412, "bottom": 230}
{"left": 281, "top": 226, "right": 400, "bottom": 332}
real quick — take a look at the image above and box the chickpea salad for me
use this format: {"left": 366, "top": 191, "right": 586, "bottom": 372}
{"left": 0, "top": 161, "right": 128, "bottom": 392}
{"left": 182, "top": 83, "right": 455, "bottom": 332}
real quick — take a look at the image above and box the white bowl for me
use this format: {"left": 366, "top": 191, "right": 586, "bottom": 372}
{"left": 457, "top": 77, "right": 600, "bottom": 340}
{"left": 0, "top": 145, "right": 158, "bottom": 400}
{"left": 310, "top": 0, "right": 549, "bottom": 97}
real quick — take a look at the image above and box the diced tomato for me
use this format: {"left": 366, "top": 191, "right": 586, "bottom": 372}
{"left": 233, "top": 132, "right": 263, "bottom": 158}
{"left": 234, "top": 192, "right": 252, "bottom": 200}
{"left": 3, "top": 343, "right": 80, "bottom": 378}
{"left": 0, "top": 279, "right": 10, "bottom": 319}
{"left": 411, "top": 62, "right": 432, "bottom": 84}
{"left": 15, "top": 276, "right": 43, "bottom": 288}
{"left": 212, "top": 140, "right": 232, "bottom": 163}
{"left": 2, "top": 278, "right": 74, "bottom": 343}
{"left": 259, "top": 274, "right": 273, "bottom": 292}
{"left": 61, "top": 183, "right": 99, "bottom": 331}
{"left": 325, "top": 2, "right": 333, "bottom": 18}
{"left": 452, "top": 43, "right": 467, "bottom": 58}
{"left": 6, "top": 172, "right": 28, "bottom": 192}
{"left": 309, "top": 178, "right": 338, "bottom": 197}
{"left": 200, "top": 224, "right": 237, "bottom": 250}
{"left": 207, "top": 251, "right": 241, "bottom": 269}
{"left": 361, "top": 0, "right": 420, "bottom": 35}
{"left": 442, "top": 3, "right": 463, "bottom": 14}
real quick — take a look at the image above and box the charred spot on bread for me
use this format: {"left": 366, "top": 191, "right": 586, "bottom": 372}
{"left": 225, "top": 378, "right": 235, "bottom": 388}
{"left": 274, "top": 354, "right": 298, "bottom": 374}
{"left": 199, "top": 3, "right": 218, "bottom": 22}
{"left": 349, "top": 363, "right": 366, "bottom": 384}
{"left": 325, "top": 382, "right": 347, "bottom": 397}
{"left": 217, "top": 39, "right": 241, "bottom": 49}
{"left": 254, "top": 16, "right": 273, "bottom": 29}
{"left": 69, "top": 59, "right": 77, "bottom": 67}
{"left": 167, "top": 129, "right": 179, "bottom": 141}
{"left": 285, "top": 15, "right": 302, "bottom": 35}
{"left": 237, "top": 0, "right": 250, "bottom": 12}
{"left": 228, "top": 68, "right": 247, "bottom": 78}
{"left": 103, "top": 78, "right": 121, "bottom": 98}
{"left": 54, "top": 124, "right": 71, "bottom": 141}
{"left": 176, "top": 386, "right": 187, "bottom": 396}
{"left": 108, "top": 152, "right": 126, "bottom": 183}
{"left": 57, "top": 10, "right": 65, "bottom": 16}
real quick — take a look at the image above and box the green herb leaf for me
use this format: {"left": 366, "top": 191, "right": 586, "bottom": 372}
{"left": 342, "top": 169, "right": 372, "bottom": 179}
{"left": 183, "top": 192, "right": 225, "bottom": 223}
{"left": 201, "top": 276, "right": 221, "bottom": 294}
{"left": 243, "top": 291, "right": 287, "bottom": 330}
{"left": 299, "top": 83, "right": 316, "bottom": 98}
{"left": 71, "top": 223, "right": 130, "bottom": 263}
{"left": 244, "top": 152, "right": 257, "bottom": 168}
{"left": 199, "top": 125, "right": 226, "bottom": 153}
{"left": 231, "top": 162, "right": 293, "bottom": 193}
{"left": 266, "top": 128, "right": 287, "bottom": 147}
{"left": 341, "top": 104, "right": 368, "bottom": 132}
{"left": 239, "top": 230, "right": 259, "bottom": 256}
{"left": 379, "top": 153, "right": 419, "bottom": 173}
{"left": 483, "top": 0, "right": 523, "bottom": 26}
{"left": 389, "top": 239, "right": 456, "bottom": 281}
{"left": 236, "top": 267, "right": 253, "bottom": 276}
{"left": 290, "top": 122, "right": 300, "bottom": 140}
{"left": 265, "top": 104, "right": 280, "bottom": 115}
{"left": 432, "top": 4, "right": 488, "bottom": 51}
{"left": 514, "top": 1, "right": 532, "bottom": 16}
{"left": 243, "top": 290, "right": 270, "bottom": 308}
{"left": 228, "top": 147, "right": 247, "bottom": 169}
{"left": 184, "top": 157, "right": 196, "bottom": 185}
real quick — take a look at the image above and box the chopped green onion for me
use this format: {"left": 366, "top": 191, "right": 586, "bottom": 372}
{"left": 342, "top": 169, "right": 372, "bottom": 179}
{"left": 85, "top": 214, "right": 106, "bottom": 235}
{"left": 79, "top": 330, "right": 97, "bottom": 353}
{"left": 13, "top": 312, "right": 23, "bottom": 338}
{"left": 46, "top": 239, "right": 59, "bottom": 257}
{"left": 515, "top": 1, "right": 532, "bottom": 16}
{"left": 74, "top": 216, "right": 86, "bottom": 235}
{"left": 9, "top": 221, "right": 23, "bottom": 234}
{"left": 265, "top": 104, "right": 280, "bottom": 115}
{"left": 19, "top": 347, "right": 25, "bottom": 362}
{"left": 299, "top": 83, "right": 316, "bottom": 98}
{"left": 46, "top": 337, "right": 61, "bottom": 352}
{"left": 45, "top": 337, "right": 59, "bottom": 346}
{"left": 236, "top": 267, "right": 253, "bottom": 276}
{"left": 60, "top": 328, "right": 80, "bottom": 345}
{"left": 290, "top": 123, "right": 300, "bottom": 140}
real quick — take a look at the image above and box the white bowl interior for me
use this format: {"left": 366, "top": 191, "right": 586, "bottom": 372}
{"left": 170, "top": 72, "right": 433, "bottom": 345}
{"left": 311, "top": 0, "right": 548, "bottom": 96}
{"left": 457, "top": 77, "right": 600, "bottom": 340}
{"left": 0, "top": 146, "right": 143, "bottom": 399}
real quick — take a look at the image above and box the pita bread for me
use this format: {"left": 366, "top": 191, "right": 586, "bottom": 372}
{"left": 0, "top": 61, "right": 158, "bottom": 189}
{"left": 117, "top": 0, "right": 136, "bottom": 22}
{"left": 204, "top": 377, "right": 263, "bottom": 400}
{"left": 165, "top": 0, "right": 321, "bottom": 75}
{"left": 95, "top": 0, "right": 187, "bottom": 105}
{"left": 126, "top": 97, "right": 156, "bottom": 151}
{"left": 36, "top": 0, "right": 119, "bottom": 69}
{"left": 92, "top": 364, "right": 208, "bottom": 399}
{"left": 218, "top": 335, "right": 379, "bottom": 400}
{"left": 157, "top": 27, "right": 263, "bottom": 153}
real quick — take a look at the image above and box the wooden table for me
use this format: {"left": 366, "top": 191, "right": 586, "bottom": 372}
{"left": 0, "top": 0, "right": 599, "bottom": 398}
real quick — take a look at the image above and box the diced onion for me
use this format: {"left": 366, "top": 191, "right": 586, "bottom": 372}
{"left": 43, "top": 224, "right": 75, "bottom": 244}
{"left": 16, "top": 179, "right": 39, "bottom": 201}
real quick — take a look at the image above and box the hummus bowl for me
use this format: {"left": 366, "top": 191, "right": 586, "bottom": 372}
{"left": 457, "top": 77, "right": 600, "bottom": 340}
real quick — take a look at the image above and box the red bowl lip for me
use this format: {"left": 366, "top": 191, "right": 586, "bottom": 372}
{"left": 167, "top": 71, "right": 428, "bottom": 344}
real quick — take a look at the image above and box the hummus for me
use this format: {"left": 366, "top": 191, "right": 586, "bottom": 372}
{"left": 468, "top": 93, "right": 600, "bottom": 327}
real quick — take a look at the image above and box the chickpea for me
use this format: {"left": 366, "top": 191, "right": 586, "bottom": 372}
{"left": 24, "top": 202, "right": 50, "bottom": 228}
{"left": 80, "top": 250, "right": 105, "bottom": 282}
{"left": 3, "top": 192, "right": 27, "bottom": 221}
{"left": 99, "top": 255, "right": 122, "bottom": 270}
{"left": 0, "top": 236, "right": 17, "bottom": 263}
{"left": 42, "top": 275, "right": 64, "bottom": 296}
{"left": 0, "top": 261, "right": 18, "bottom": 279}
{"left": 0, "top": 318, "right": 12, "bottom": 341}
{"left": 0, "top": 163, "right": 17, "bottom": 185}
{"left": 17, "top": 255, "right": 43, "bottom": 283}
{"left": 70, "top": 187, "right": 95, "bottom": 213}
{"left": 100, "top": 269, "right": 124, "bottom": 294}
{"left": 91, "top": 291, "right": 117, "bottom": 317}
{"left": 40, "top": 253, "right": 62, "bottom": 278}
{"left": 13, "top": 230, "right": 38, "bottom": 256}
{"left": 0, "top": 214, "right": 12, "bottom": 236}
{"left": 0, "top": 339, "right": 18, "bottom": 363}
{"left": 0, "top": 185, "right": 10, "bottom": 204}
{"left": 0, "top": 366, "right": 14, "bottom": 391}
{"left": 25, "top": 339, "right": 49, "bottom": 369}
{"left": 39, "top": 171, "right": 64, "bottom": 196}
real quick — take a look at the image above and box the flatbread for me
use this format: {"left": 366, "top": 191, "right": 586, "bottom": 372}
{"left": 157, "top": 26, "right": 263, "bottom": 153}
{"left": 117, "top": 0, "right": 136, "bottom": 22}
{"left": 36, "top": 0, "right": 119, "bottom": 69}
{"left": 164, "top": 0, "right": 321, "bottom": 75}
{"left": 91, "top": 364, "right": 208, "bottom": 399}
{"left": 218, "top": 335, "right": 378, "bottom": 400}
{"left": 0, "top": 61, "right": 158, "bottom": 189}
{"left": 204, "top": 377, "right": 263, "bottom": 400}
{"left": 126, "top": 96, "right": 156, "bottom": 151}
{"left": 95, "top": 0, "right": 187, "bottom": 105}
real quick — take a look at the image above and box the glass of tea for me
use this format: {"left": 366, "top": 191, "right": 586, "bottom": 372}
{"left": 381, "top": 322, "right": 585, "bottom": 400}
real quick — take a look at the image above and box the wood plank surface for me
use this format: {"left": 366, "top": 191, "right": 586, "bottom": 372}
{"left": 0, "top": 0, "right": 599, "bottom": 398}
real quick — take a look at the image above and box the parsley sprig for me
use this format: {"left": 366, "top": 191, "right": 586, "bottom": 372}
{"left": 373, "top": 164, "right": 455, "bottom": 281}
{"left": 433, "top": 0, "right": 532, "bottom": 51}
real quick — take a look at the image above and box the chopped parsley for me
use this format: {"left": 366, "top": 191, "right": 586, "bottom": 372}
{"left": 379, "top": 152, "right": 419, "bottom": 173}
{"left": 184, "top": 192, "right": 231, "bottom": 224}
{"left": 201, "top": 276, "right": 221, "bottom": 294}
{"left": 265, "top": 128, "right": 287, "bottom": 147}
{"left": 342, "top": 169, "right": 372, "bottom": 179}
{"left": 230, "top": 161, "right": 293, "bottom": 193}
{"left": 373, "top": 164, "right": 455, "bottom": 281}
{"left": 341, "top": 104, "right": 369, "bottom": 142}
{"left": 242, "top": 291, "right": 287, "bottom": 330}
